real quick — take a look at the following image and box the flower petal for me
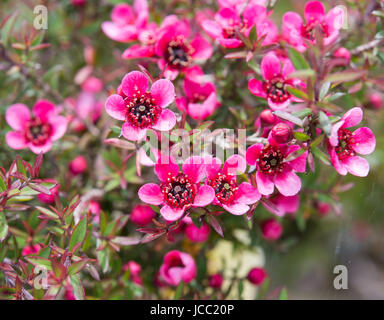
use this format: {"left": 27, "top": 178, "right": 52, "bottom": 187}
{"left": 274, "top": 170, "right": 301, "bottom": 196}
{"left": 193, "top": 185, "right": 215, "bottom": 207}
{"left": 222, "top": 202, "right": 250, "bottom": 215}
{"left": 190, "top": 34, "right": 212, "bottom": 60}
{"left": 261, "top": 52, "right": 281, "bottom": 81}
{"left": 248, "top": 79, "right": 266, "bottom": 98}
{"left": 155, "top": 155, "right": 180, "bottom": 182}
{"left": 105, "top": 94, "right": 126, "bottom": 121}
{"left": 341, "top": 156, "right": 370, "bottom": 177}
{"left": 204, "top": 156, "right": 222, "bottom": 179}
{"left": 121, "top": 71, "right": 149, "bottom": 97}
{"left": 182, "top": 156, "right": 205, "bottom": 183}
{"left": 341, "top": 107, "right": 363, "bottom": 128}
{"left": 246, "top": 143, "right": 264, "bottom": 166}
{"left": 256, "top": 171, "right": 274, "bottom": 195}
{"left": 151, "top": 109, "right": 176, "bottom": 131}
{"left": 122, "top": 122, "right": 147, "bottom": 141}
{"left": 6, "top": 131, "right": 28, "bottom": 150}
{"left": 50, "top": 116, "right": 68, "bottom": 141}
{"left": 235, "top": 182, "right": 261, "bottom": 205}
{"left": 150, "top": 79, "right": 175, "bottom": 108}
{"left": 33, "top": 100, "right": 56, "bottom": 122}
{"left": 304, "top": 1, "right": 325, "bottom": 22}
{"left": 329, "top": 145, "right": 348, "bottom": 175}
{"left": 5, "top": 104, "right": 31, "bottom": 131}
{"left": 138, "top": 183, "right": 163, "bottom": 205}
{"left": 352, "top": 127, "right": 376, "bottom": 155}
{"left": 28, "top": 141, "right": 53, "bottom": 154}
{"left": 160, "top": 205, "right": 185, "bottom": 221}
{"left": 223, "top": 154, "right": 246, "bottom": 176}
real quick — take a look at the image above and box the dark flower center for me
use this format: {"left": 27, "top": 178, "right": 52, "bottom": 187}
{"left": 258, "top": 145, "right": 285, "bottom": 175}
{"left": 223, "top": 22, "right": 246, "bottom": 39}
{"left": 160, "top": 173, "right": 197, "bottom": 209}
{"left": 165, "top": 36, "right": 194, "bottom": 69}
{"left": 25, "top": 118, "right": 52, "bottom": 146}
{"left": 301, "top": 20, "right": 330, "bottom": 41}
{"left": 335, "top": 128, "right": 355, "bottom": 160}
{"left": 208, "top": 173, "right": 238, "bottom": 204}
{"left": 125, "top": 92, "right": 162, "bottom": 129}
{"left": 263, "top": 77, "right": 291, "bottom": 103}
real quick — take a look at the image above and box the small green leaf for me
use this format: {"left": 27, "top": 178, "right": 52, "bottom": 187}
{"left": 70, "top": 274, "right": 85, "bottom": 300}
{"left": 279, "top": 287, "right": 288, "bottom": 300}
{"left": 324, "top": 69, "right": 367, "bottom": 84}
{"left": 319, "top": 111, "right": 332, "bottom": 136}
{"left": 25, "top": 257, "right": 52, "bottom": 270}
{"left": 1, "top": 13, "right": 17, "bottom": 47}
{"left": 294, "top": 132, "right": 310, "bottom": 142}
{"left": 69, "top": 217, "right": 88, "bottom": 253}
{"left": 174, "top": 280, "right": 184, "bottom": 300}
{"left": 287, "top": 47, "right": 310, "bottom": 70}
{"left": 0, "top": 213, "right": 8, "bottom": 242}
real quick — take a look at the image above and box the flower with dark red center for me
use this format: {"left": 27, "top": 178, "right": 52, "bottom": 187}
{"left": 282, "top": 1, "right": 344, "bottom": 52}
{"left": 249, "top": 52, "right": 305, "bottom": 110}
{"left": 5, "top": 101, "right": 68, "bottom": 154}
{"left": 159, "top": 250, "right": 197, "bottom": 286}
{"left": 246, "top": 137, "right": 307, "bottom": 197}
{"left": 201, "top": 5, "right": 277, "bottom": 49}
{"left": 155, "top": 16, "right": 212, "bottom": 80}
{"left": 105, "top": 71, "right": 176, "bottom": 141}
{"left": 205, "top": 155, "right": 260, "bottom": 215}
{"left": 328, "top": 107, "right": 375, "bottom": 177}
{"left": 138, "top": 155, "right": 215, "bottom": 221}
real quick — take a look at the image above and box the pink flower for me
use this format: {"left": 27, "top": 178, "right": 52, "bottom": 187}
{"left": 101, "top": 1, "right": 148, "bottom": 43}
{"left": 130, "top": 204, "right": 155, "bottom": 227}
{"left": 138, "top": 155, "right": 215, "bottom": 221}
{"left": 263, "top": 194, "right": 299, "bottom": 216}
{"left": 282, "top": 1, "right": 344, "bottom": 52}
{"left": 201, "top": 5, "right": 277, "bottom": 49}
{"left": 71, "top": 0, "right": 86, "bottom": 7}
{"left": 21, "top": 244, "right": 41, "bottom": 256}
{"left": 5, "top": 101, "right": 68, "bottom": 154}
{"left": 155, "top": 16, "right": 212, "bottom": 80}
{"left": 246, "top": 138, "right": 307, "bottom": 197}
{"left": 81, "top": 76, "right": 103, "bottom": 93}
{"left": 159, "top": 250, "right": 197, "bottom": 286}
{"left": 328, "top": 107, "right": 375, "bottom": 177}
{"left": 247, "top": 267, "right": 267, "bottom": 285}
{"left": 122, "top": 23, "right": 159, "bottom": 59}
{"left": 218, "top": 0, "right": 267, "bottom": 13}
{"left": 208, "top": 273, "right": 224, "bottom": 289}
{"left": 204, "top": 155, "right": 261, "bottom": 215}
{"left": 249, "top": 52, "right": 305, "bottom": 110}
{"left": 105, "top": 71, "right": 176, "bottom": 141}
{"left": 184, "top": 217, "right": 210, "bottom": 243}
{"left": 176, "top": 74, "right": 220, "bottom": 120}
{"left": 123, "top": 260, "right": 142, "bottom": 285}
{"left": 368, "top": 93, "right": 383, "bottom": 110}
{"left": 69, "top": 156, "right": 88, "bottom": 175}
{"left": 261, "top": 218, "right": 283, "bottom": 241}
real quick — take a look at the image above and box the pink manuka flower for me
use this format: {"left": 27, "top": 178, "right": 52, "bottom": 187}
{"left": 6, "top": 101, "right": 68, "bottom": 154}
{"left": 101, "top": 0, "right": 148, "bottom": 43}
{"left": 105, "top": 71, "right": 176, "bottom": 141}
{"left": 263, "top": 194, "right": 299, "bottom": 216}
{"left": 201, "top": 5, "right": 277, "bottom": 49}
{"left": 155, "top": 16, "right": 212, "bottom": 80}
{"left": 249, "top": 52, "right": 305, "bottom": 110}
{"left": 282, "top": 1, "right": 344, "bottom": 52}
{"left": 176, "top": 75, "right": 220, "bottom": 121}
{"left": 138, "top": 155, "right": 215, "bottom": 221}
{"left": 204, "top": 155, "right": 261, "bottom": 215}
{"left": 184, "top": 217, "right": 210, "bottom": 243}
{"left": 246, "top": 137, "right": 307, "bottom": 197}
{"left": 328, "top": 107, "right": 375, "bottom": 177}
{"left": 218, "top": 0, "right": 267, "bottom": 13}
{"left": 159, "top": 250, "right": 197, "bottom": 286}
{"left": 123, "top": 260, "right": 143, "bottom": 285}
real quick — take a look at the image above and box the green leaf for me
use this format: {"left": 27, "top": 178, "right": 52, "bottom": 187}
{"left": 292, "top": 108, "right": 312, "bottom": 119}
{"left": 286, "top": 86, "right": 309, "bottom": 100}
{"left": 174, "top": 280, "right": 184, "bottom": 300}
{"left": 279, "top": 287, "right": 288, "bottom": 300}
{"left": 1, "top": 13, "right": 17, "bottom": 47}
{"left": 273, "top": 110, "right": 303, "bottom": 127}
{"left": 318, "top": 111, "right": 332, "bottom": 136}
{"left": 70, "top": 274, "right": 85, "bottom": 300}
{"left": 68, "top": 259, "right": 89, "bottom": 275}
{"left": 294, "top": 132, "right": 310, "bottom": 142}
{"left": 69, "top": 216, "right": 87, "bottom": 253}
{"left": 25, "top": 257, "right": 52, "bottom": 271}
{"left": 35, "top": 206, "right": 59, "bottom": 220}
{"left": 0, "top": 177, "right": 6, "bottom": 192}
{"left": 324, "top": 69, "right": 367, "bottom": 84}
{"left": 311, "top": 147, "right": 331, "bottom": 165}
{"left": 287, "top": 47, "right": 310, "bottom": 70}
{"left": 0, "top": 213, "right": 8, "bottom": 242}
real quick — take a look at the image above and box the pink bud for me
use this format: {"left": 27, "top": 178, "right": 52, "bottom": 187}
{"left": 271, "top": 123, "right": 292, "bottom": 144}
{"left": 38, "top": 183, "right": 60, "bottom": 204}
{"left": 247, "top": 267, "right": 267, "bottom": 286}
{"left": 130, "top": 204, "right": 155, "bottom": 227}
{"left": 260, "top": 109, "right": 277, "bottom": 125}
{"left": 261, "top": 219, "right": 283, "bottom": 241}
{"left": 208, "top": 273, "right": 223, "bottom": 289}
{"left": 317, "top": 202, "right": 331, "bottom": 216}
{"left": 21, "top": 244, "right": 41, "bottom": 256}
{"left": 123, "top": 261, "right": 142, "bottom": 285}
{"left": 185, "top": 222, "right": 210, "bottom": 243}
{"left": 71, "top": 0, "right": 87, "bottom": 6}
{"left": 82, "top": 77, "right": 103, "bottom": 93}
{"left": 89, "top": 200, "right": 101, "bottom": 215}
{"left": 333, "top": 47, "right": 351, "bottom": 62}
{"left": 69, "top": 156, "right": 88, "bottom": 175}
{"left": 370, "top": 93, "right": 383, "bottom": 110}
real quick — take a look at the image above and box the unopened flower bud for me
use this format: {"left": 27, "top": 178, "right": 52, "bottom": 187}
{"left": 333, "top": 47, "right": 351, "bottom": 63}
{"left": 130, "top": 204, "right": 155, "bottom": 227}
{"left": 208, "top": 273, "right": 223, "bottom": 289}
{"left": 271, "top": 123, "right": 292, "bottom": 143}
{"left": 247, "top": 267, "right": 267, "bottom": 286}
{"left": 261, "top": 218, "right": 283, "bottom": 241}
{"left": 69, "top": 156, "right": 88, "bottom": 175}
{"left": 260, "top": 109, "right": 277, "bottom": 125}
